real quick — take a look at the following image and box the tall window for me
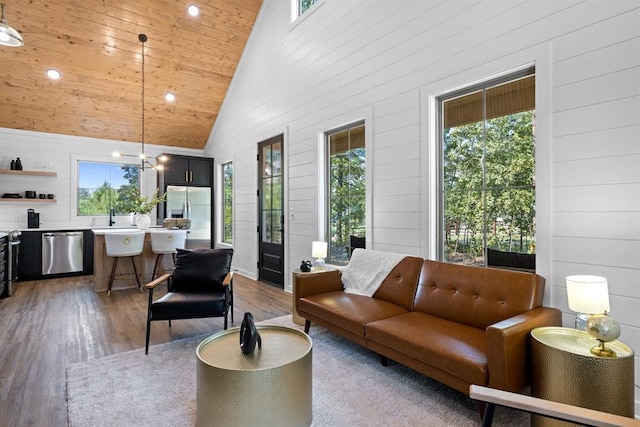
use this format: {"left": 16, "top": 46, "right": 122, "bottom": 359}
{"left": 222, "top": 162, "right": 233, "bottom": 244}
{"left": 326, "top": 122, "right": 365, "bottom": 264}
{"left": 438, "top": 69, "right": 535, "bottom": 267}
{"left": 77, "top": 161, "right": 140, "bottom": 215}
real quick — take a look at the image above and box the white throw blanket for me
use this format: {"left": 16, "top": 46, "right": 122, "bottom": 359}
{"left": 342, "top": 249, "right": 408, "bottom": 297}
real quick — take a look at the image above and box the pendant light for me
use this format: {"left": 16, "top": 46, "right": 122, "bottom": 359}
{"left": 112, "top": 34, "right": 165, "bottom": 171}
{"left": 0, "top": 3, "right": 23, "bottom": 47}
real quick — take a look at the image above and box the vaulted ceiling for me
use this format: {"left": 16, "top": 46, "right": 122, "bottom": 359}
{"left": 0, "top": 0, "right": 262, "bottom": 150}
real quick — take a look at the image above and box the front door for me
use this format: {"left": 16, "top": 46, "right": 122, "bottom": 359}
{"left": 258, "top": 135, "right": 284, "bottom": 287}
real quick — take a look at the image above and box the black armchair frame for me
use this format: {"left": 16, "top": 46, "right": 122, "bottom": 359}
{"left": 144, "top": 271, "right": 233, "bottom": 354}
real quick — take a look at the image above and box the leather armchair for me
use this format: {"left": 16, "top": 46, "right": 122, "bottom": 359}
{"left": 144, "top": 248, "right": 233, "bottom": 354}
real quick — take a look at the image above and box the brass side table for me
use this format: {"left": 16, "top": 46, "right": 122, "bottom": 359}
{"left": 196, "top": 325, "right": 313, "bottom": 427}
{"left": 531, "top": 327, "right": 635, "bottom": 426}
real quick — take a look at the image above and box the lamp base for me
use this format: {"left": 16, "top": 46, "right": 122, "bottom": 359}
{"left": 312, "top": 258, "right": 327, "bottom": 271}
{"left": 574, "top": 313, "right": 589, "bottom": 330}
{"left": 590, "top": 340, "right": 617, "bottom": 358}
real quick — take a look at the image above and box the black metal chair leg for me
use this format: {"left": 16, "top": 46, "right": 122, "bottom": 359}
{"left": 107, "top": 257, "right": 119, "bottom": 296}
{"left": 481, "top": 403, "right": 495, "bottom": 427}
{"left": 230, "top": 278, "right": 234, "bottom": 323}
{"left": 152, "top": 253, "right": 163, "bottom": 280}
{"left": 145, "top": 288, "right": 154, "bottom": 354}
{"left": 304, "top": 319, "right": 311, "bottom": 334}
{"left": 130, "top": 256, "right": 142, "bottom": 292}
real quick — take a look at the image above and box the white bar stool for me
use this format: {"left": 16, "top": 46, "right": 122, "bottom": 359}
{"left": 104, "top": 231, "right": 146, "bottom": 295}
{"left": 150, "top": 229, "right": 187, "bottom": 280}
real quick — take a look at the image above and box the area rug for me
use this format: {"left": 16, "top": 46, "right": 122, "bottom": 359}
{"left": 66, "top": 316, "right": 528, "bottom": 426}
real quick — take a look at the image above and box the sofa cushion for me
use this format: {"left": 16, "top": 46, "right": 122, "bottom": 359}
{"left": 366, "top": 312, "right": 488, "bottom": 387}
{"left": 413, "top": 260, "right": 545, "bottom": 329}
{"left": 371, "top": 256, "right": 424, "bottom": 310}
{"left": 299, "top": 291, "right": 409, "bottom": 338}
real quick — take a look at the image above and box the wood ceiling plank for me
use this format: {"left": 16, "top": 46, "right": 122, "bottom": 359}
{"left": 1, "top": 0, "right": 262, "bottom": 149}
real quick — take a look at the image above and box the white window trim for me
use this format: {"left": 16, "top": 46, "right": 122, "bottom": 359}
{"left": 290, "top": 0, "right": 323, "bottom": 26}
{"left": 317, "top": 107, "right": 373, "bottom": 263}
{"left": 420, "top": 44, "right": 552, "bottom": 305}
{"left": 70, "top": 154, "right": 150, "bottom": 222}
{"left": 216, "top": 159, "right": 234, "bottom": 248}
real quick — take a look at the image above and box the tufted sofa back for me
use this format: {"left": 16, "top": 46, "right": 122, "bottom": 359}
{"left": 371, "top": 256, "right": 424, "bottom": 310}
{"left": 413, "top": 260, "right": 545, "bottom": 329}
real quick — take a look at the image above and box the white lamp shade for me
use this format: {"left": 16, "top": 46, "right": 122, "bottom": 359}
{"left": 312, "top": 241, "right": 327, "bottom": 259}
{"left": 566, "top": 275, "right": 610, "bottom": 314}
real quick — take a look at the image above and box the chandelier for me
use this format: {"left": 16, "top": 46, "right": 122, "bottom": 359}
{"left": 113, "top": 34, "right": 166, "bottom": 171}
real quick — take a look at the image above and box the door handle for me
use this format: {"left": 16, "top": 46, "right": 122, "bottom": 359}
{"left": 190, "top": 171, "right": 193, "bottom": 182}
{"left": 185, "top": 171, "right": 188, "bottom": 182}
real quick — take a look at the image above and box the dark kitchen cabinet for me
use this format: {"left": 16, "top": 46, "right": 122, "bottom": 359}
{"left": 0, "top": 235, "right": 7, "bottom": 297}
{"left": 18, "top": 229, "right": 94, "bottom": 281}
{"left": 159, "top": 154, "right": 213, "bottom": 187}
{"left": 18, "top": 231, "right": 42, "bottom": 280}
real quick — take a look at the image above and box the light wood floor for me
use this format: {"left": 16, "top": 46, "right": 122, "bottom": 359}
{"left": 0, "top": 274, "right": 292, "bottom": 427}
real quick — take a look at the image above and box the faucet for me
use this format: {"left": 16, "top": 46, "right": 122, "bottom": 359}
{"left": 109, "top": 208, "right": 116, "bottom": 226}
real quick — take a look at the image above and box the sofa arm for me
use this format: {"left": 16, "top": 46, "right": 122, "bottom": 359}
{"left": 486, "top": 307, "right": 562, "bottom": 392}
{"left": 294, "top": 270, "right": 343, "bottom": 314}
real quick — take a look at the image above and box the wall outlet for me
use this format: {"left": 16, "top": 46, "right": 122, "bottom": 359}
{"left": 13, "top": 216, "right": 20, "bottom": 222}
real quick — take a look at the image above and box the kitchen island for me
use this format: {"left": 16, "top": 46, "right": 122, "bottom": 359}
{"left": 92, "top": 227, "right": 176, "bottom": 293}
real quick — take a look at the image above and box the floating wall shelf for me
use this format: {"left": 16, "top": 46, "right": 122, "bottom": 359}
{"left": 0, "top": 169, "right": 57, "bottom": 177}
{"left": 0, "top": 198, "right": 57, "bottom": 203}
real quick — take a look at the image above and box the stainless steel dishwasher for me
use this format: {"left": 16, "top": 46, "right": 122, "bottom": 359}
{"left": 42, "top": 232, "right": 84, "bottom": 275}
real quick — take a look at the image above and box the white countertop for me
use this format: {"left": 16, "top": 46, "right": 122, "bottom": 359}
{"left": 13, "top": 226, "right": 167, "bottom": 234}
{"left": 91, "top": 226, "right": 166, "bottom": 235}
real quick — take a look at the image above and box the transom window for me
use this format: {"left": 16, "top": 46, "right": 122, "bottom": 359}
{"left": 292, "top": 0, "right": 319, "bottom": 20}
{"left": 77, "top": 161, "right": 140, "bottom": 216}
{"left": 438, "top": 69, "right": 536, "bottom": 268}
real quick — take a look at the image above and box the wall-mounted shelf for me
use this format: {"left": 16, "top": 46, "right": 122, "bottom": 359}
{"left": 0, "top": 169, "right": 57, "bottom": 177}
{"left": 0, "top": 198, "right": 57, "bottom": 203}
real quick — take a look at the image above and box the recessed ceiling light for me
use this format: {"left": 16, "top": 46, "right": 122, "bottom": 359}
{"left": 46, "top": 68, "right": 61, "bottom": 80}
{"left": 187, "top": 4, "right": 200, "bottom": 17}
{"left": 164, "top": 92, "right": 176, "bottom": 102}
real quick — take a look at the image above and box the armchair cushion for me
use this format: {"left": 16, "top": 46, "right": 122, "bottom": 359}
{"left": 151, "top": 291, "right": 227, "bottom": 320}
{"left": 171, "top": 248, "right": 233, "bottom": 292}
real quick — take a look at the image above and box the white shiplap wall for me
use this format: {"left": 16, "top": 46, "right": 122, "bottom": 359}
{"left": 0, "top": 127, "right": 203, "bottom": 230}
{"left": 205, "top": 0, "right": 640, "bottom": 413}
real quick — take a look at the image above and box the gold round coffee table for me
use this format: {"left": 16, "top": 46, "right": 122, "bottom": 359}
{"left": 196, "top": 325, "right": 313, "bottom": 427}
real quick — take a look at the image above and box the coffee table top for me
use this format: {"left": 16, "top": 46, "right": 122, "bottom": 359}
{"left": 197, "top": 325, "right": 312, "bottom": 371}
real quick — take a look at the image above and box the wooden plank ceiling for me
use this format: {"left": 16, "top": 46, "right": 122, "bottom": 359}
{"left": 0, "top": 0, "right": 262, "bottom": 149}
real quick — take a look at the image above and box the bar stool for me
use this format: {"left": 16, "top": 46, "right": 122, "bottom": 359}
{"left": 104, "top": 231, "right": 146, "bottom": 296}
{"left": 150, "top": 229, "right": 187, "bottom": 280}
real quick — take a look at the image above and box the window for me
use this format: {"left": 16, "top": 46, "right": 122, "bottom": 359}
{"left": 292, "top": 0, "right": 319, "bottom": 20}
{"left": 326, "top": 122, "right": 365, "bottom": 264}
{"left": 438, "top": 69, "right": 535, "bottom": 267}
{"left": 77, "top": 161, "right": 140, "bottom": 216}
{"left": 222, "top": 162, "right": 233, "bottom": 244}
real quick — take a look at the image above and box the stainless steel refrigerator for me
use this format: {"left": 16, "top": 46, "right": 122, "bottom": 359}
{"left": 164, "top": 185, "right": 212, "bottom": 249}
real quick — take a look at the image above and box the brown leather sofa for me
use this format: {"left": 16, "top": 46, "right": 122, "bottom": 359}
{"left": 295, "top": 256, "right": 562, "bottom": 396}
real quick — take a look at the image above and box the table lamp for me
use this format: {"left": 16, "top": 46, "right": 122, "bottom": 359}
{"left": 566, "top": 275, "right": 620, "bottom": 357}
{"left": 311, "top": 241, "right": 328, "bottom": 271}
